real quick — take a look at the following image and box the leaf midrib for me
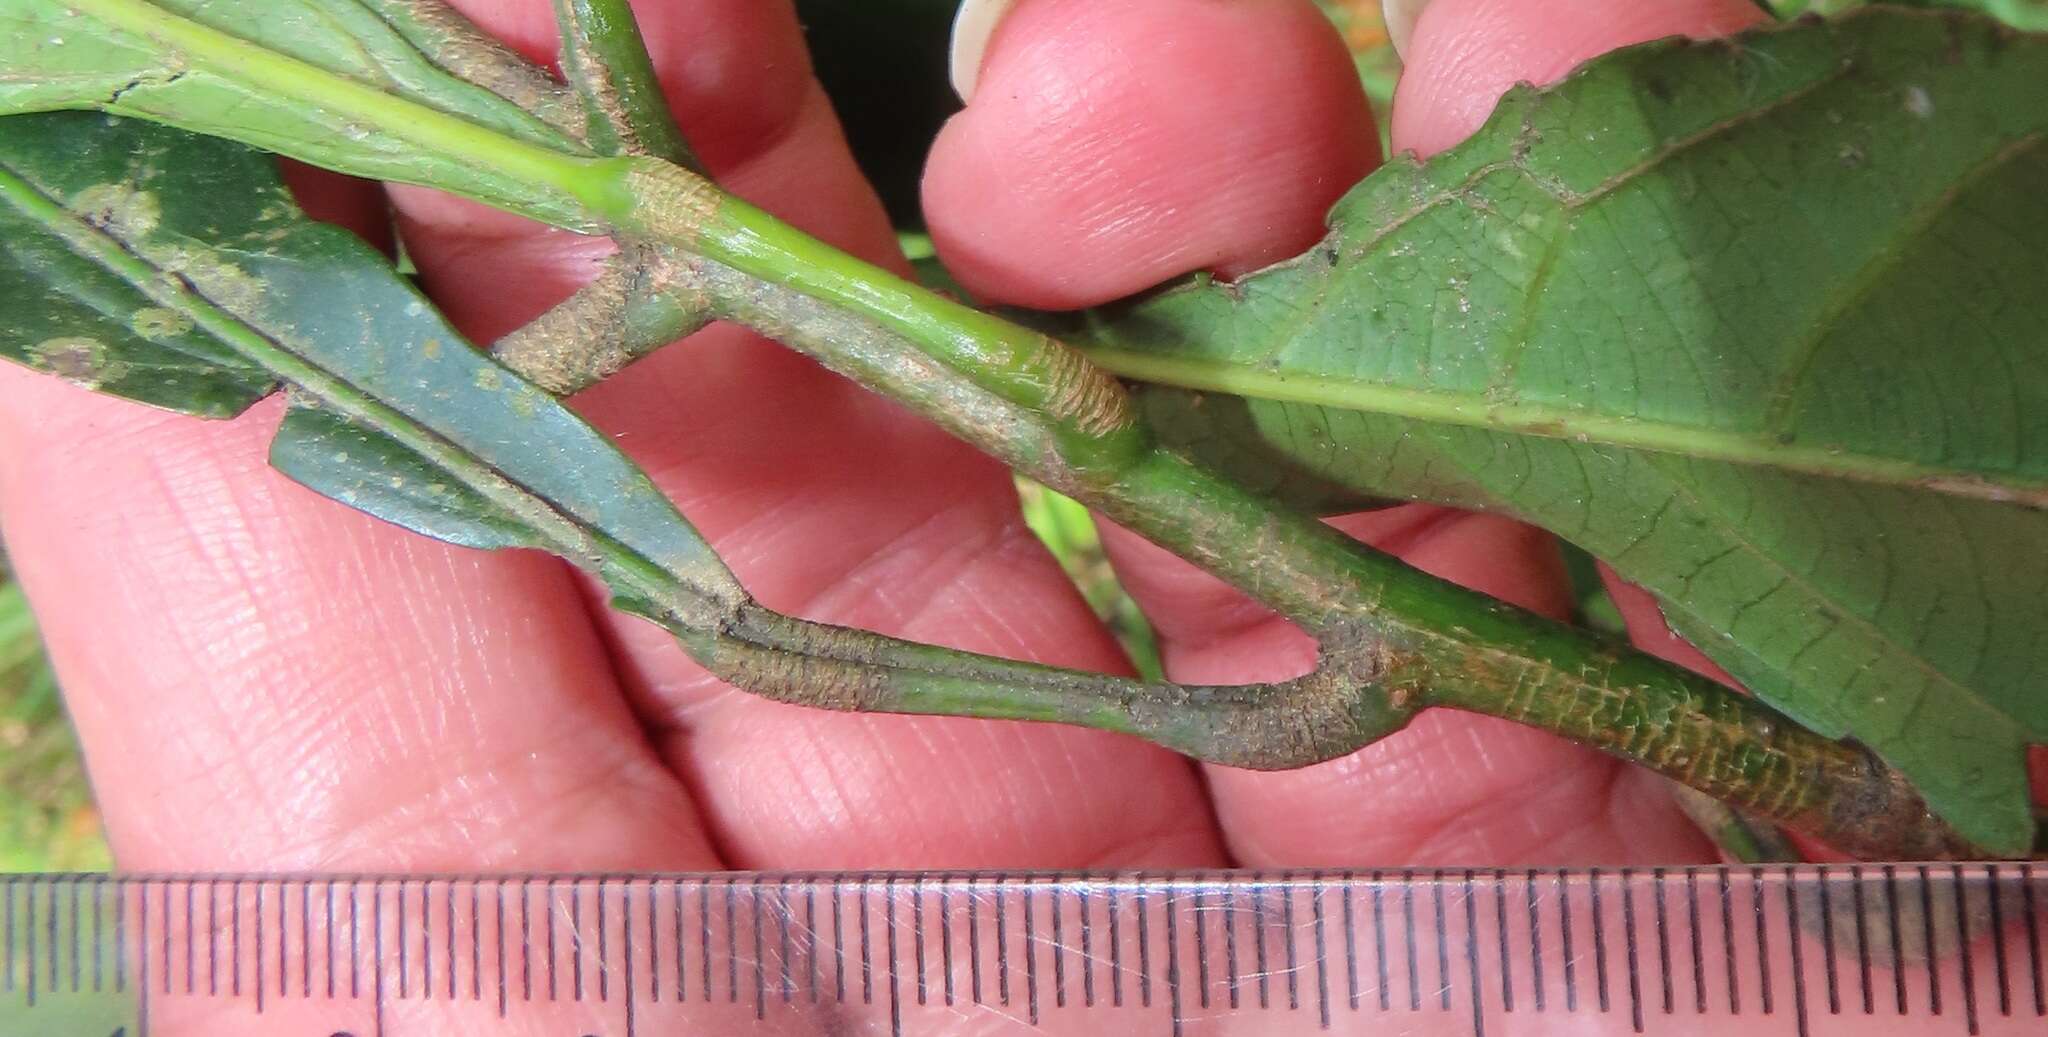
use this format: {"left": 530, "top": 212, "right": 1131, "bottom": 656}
{"left": 1077, "top": 26, "right": 2048, "bottom": 507}
{"left": 1084, "top": 345, "right": 2048, "bottom": 506}
{"left": 0, "top": 153, "right": 727, "bottom": 631}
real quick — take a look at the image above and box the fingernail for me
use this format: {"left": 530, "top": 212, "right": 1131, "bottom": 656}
{"left": 1382, "top": 0, "right": 1431, "bottom": 59}
{"left": 950, "top": 0, "right": 1021, "bottom": 103}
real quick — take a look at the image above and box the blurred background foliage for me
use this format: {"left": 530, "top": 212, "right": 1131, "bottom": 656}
{"left": 0, "top": 574, "right": 107, "bottom": 871}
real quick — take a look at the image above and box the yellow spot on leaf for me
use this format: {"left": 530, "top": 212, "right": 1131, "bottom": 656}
{"left": 129, "top": 307, "right": 192, "bottom": 340}
{"left": 508, "top": 386, "right": 539, "bottom": 419}
{"left": 31, "top": 336, "right": 121, "bottom": 387}
{"left": 71, "top": 183, "right": 160, "bottom": 241}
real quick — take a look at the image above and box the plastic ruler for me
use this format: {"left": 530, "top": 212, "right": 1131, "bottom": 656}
{"left": 1, "top": 864, "right": 2043, "bottom": 1035}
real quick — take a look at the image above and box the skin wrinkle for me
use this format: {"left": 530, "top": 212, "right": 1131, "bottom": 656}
{"left": 971, "top": 531, "right": 1103, "bottom": 655}
{"left": 1336, "top": 735, "right": 1628, "bottom": 863}
{"left": 2, "top": 383, "right": 714, "bottom": 872}
{"left": 773, "top": 725, "right": 897, "bottom": 853}
{"left": 839, "top": 521, "right": 1093, "bottom": 674}
{"left": 791, "top": 497, "right": 1009, "bottom": 631}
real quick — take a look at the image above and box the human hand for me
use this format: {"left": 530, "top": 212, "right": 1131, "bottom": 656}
{"left": 1, "top": 0, "right": 1772, "bottom": 893}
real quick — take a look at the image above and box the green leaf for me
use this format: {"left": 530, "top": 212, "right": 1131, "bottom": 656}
{"left": 0, "top": 111, "right": 740, "bottom": 625}
{"left": 0, "top": 111, "right": 277, "bottom": 415}
{"left": 270, "top": 402, "right": 547, "bottom": 552}
{"left": 1058, "top": 9, "right": 2048, "bottom": 851}
{"left": 0, "top": 0, "right": 622, "bottom": 228}
{"left": 1770, "top": 0, "right": 2048, "bottom": 31}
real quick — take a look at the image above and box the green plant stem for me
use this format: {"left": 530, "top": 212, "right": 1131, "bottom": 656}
{"left": 492, "top": 247, "right": 709, "bottom": 393}
{"left": 697, "top": 604, "right": 1400, "bottom": 766}
{"left": 662, "top": 249, "right": 1974, "bottom": 860}
{"left": 552, "top": 0, "right": 699, "bottom": 168}
{"left": 616, "top": 179, "right": 1976, "bottom": 859}
{"left": 70, "top": 0, "right": 632, "bottom": 229}
{"left": 616, "top": 173, "right": 1152, "bottom": 476}
{"left": 359, "top": 0, "right": 587, "bottom": 140}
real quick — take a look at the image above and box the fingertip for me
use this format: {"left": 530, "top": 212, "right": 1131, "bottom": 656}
{"left": 1390, "top": 0, "right": 1767, "bottom": 157}
{"left": 923, "top": 0, "right": 1376, "bottom": 310}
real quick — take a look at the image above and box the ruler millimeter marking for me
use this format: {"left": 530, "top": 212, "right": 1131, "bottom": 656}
{"left": 0, "top": 865, "right": 2043, "bottom": 1035}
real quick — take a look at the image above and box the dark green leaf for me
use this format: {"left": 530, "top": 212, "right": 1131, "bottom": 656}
{"left": 1771, "top": 0, "right": 2048, "bottom": 31}
{"left": 0, "top": 112, "right": 739, "bottom": 624}
{"left": 0, "top": 112, "right": 278, "bottom": 415}
{"left": 270, "top": 403, "right": 544, "bottom": 552}
{"left": 1059, "top": 9, "right": 2048, "bottom": 851}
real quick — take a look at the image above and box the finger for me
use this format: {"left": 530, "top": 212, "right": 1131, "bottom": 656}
{"left": 1390, "top": 0, "right": 1766, "bottom": 157}
{"left": 924, "top": 0, "right": 1379, "bottom": 308}
{"left": 0, "top": 374, "right": 720, "bottom": 872}
{"left": 0, "top": 61, "right": 724, "bottom": 874}
{"left": 403, "top": 0, "right": 1228, "bottom": 871}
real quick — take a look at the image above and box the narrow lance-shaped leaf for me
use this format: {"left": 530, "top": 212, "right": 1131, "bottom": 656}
{"left": 1057, "top": 9, "right": 2048, "bottom": 852}
{"left": 0, "top": 111, "right": 740, "bottom": 626}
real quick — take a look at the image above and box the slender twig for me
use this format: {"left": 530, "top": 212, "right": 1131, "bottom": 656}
{"left": 482, "top": 3, "right": 707, "bottom": 395}
{"left": 655, "top": 248, "right": 1978, "bottom": 861}
{"left": 700, "top": 605, "right": 1407, "bottom": 767}
{"left": 492, "top": 246, "right": 709, "bottom": 394}
{"left": 360, "top": 0, "right": 588, "bottom": 142}
{"left": 552, "top": 0, "right": 700, "bottom": 168}
{"left": 619, "top": 178, "right": 1153, "bottom": 477}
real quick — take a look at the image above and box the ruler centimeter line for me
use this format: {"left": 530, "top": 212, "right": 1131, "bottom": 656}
{"left": 0, "top": 864, "right": 2042, "bottom": 1036}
